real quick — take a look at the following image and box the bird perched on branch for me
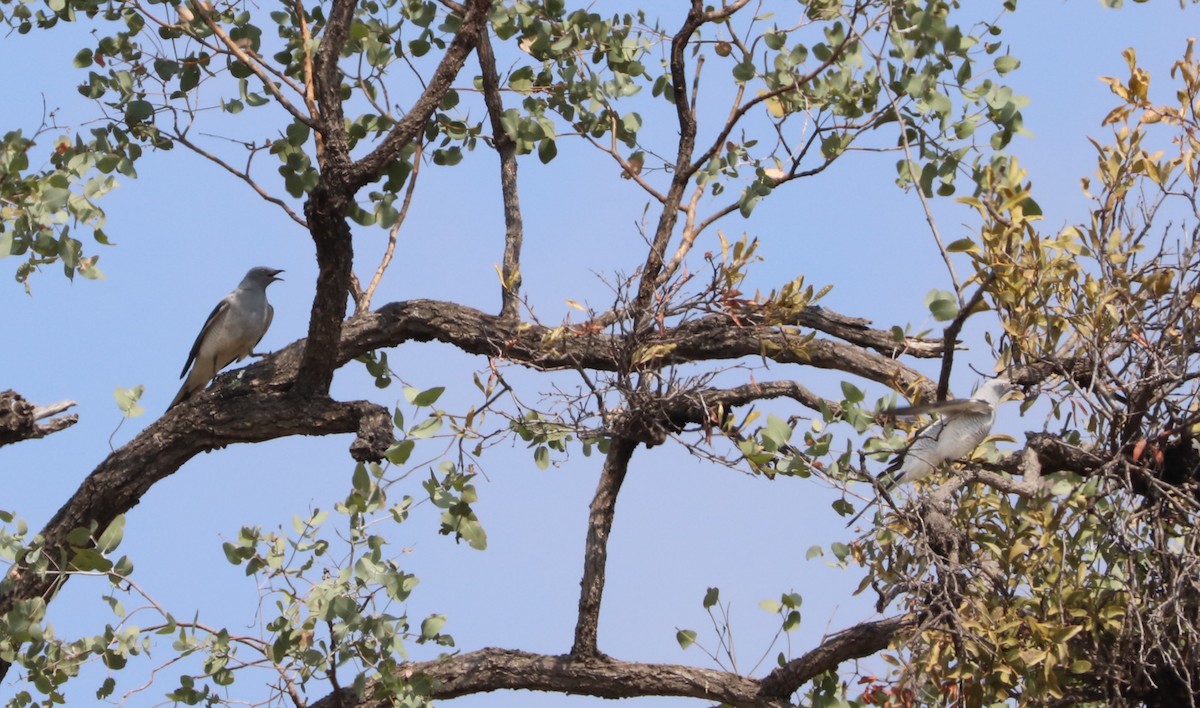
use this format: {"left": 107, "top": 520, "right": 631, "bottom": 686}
{"left": 168, "top": 267, "right": 283, "bottom": 409}
{"left": 846, "top": 374, "right": 1014, "bottom": 526}
{"left": 879, "top": 375, "right": 1014, "bottom": 489}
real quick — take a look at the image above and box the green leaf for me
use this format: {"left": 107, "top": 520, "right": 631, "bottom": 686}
{"left": 732, "top": 61, "right": 755, "bottom": 82}
{"left": 408, "top": 415, "right": 443, "bottom": 439}
{"left": 67, "top": 526, "right": 92, "bottom": 546}
{"left": 764, "top": 414, "right": 793, "bottom": 449}
{"left": 124, "top": 100, "right": 154, "bottom": 124}
{"left": 783, "top": 610, "right": 801, "bottom": 632}
{"left": 759, "top": 598, "right": 782, "bottom": 614}
{"left": 994, "top": 55, "right": 1020, "bottom": 75}
{"left": 385, "top": 440, "right": 415, "bottom": 465}
{"left": 352, "top": 463, "right": 371, "bottom": 494}
{"left": 840, "top": 381, "right": 864, "bottom": 404}
{"left": 114, "top": 385, "right": 145, "bottom": 418}
{"left": 71, "top": 547, "right": 112, "bottom": 572}
{"left": 97, "top": 515, "right": 125, "bottom": 553}
{"left": 420, "top": 614, "right": 447, "bottom": 639}
{"left": 534, "top": 445, "right": 550, "bottom": 470}
{"left": 924, "top": 289, "right": 959, "bottom": 322}
{"left": 805, "top": 545, "right": 824, "bottom": 560}
{"left": 407, "top": 386, "right": 445, "bottom": 407}
{"left": 830, "top": 542, "right": 850, "bottom": 561}
{"left": 537, "top": 138, "right": 557, "bottom": 164}
{"left": 945, "top": 238, "right": 979, "bottom": 253}
{"left": 676, "top": 629, "right": 697, "bottom": 649}
{"left": 703, "top": 587, "right": 719, "bottom": 608}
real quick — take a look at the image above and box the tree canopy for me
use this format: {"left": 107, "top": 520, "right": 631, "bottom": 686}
{"left": 4, "top": 0, "right": 1200, "bottom": 706}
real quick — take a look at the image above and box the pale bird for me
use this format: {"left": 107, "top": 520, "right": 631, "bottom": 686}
{"left": 879, "top": 375, "right": 1014, "bottom": 489}
{"left": 846, "top": 375, "right": 1014, "bottom": 526}
{"left": 168, "top": 267, "right": 283, "bottom": 409}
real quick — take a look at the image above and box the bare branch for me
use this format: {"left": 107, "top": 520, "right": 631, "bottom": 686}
{"left": 295, "top": 0, "right": 325, "bottom": 159}
{"left": 0, "top": 391, "right": 78, "bottom": 447}
{"left": 338, "top": 300, "right": 944, "bottom": 392}
{"left": 935, "top": 272, "right": 996, "bottom": 401}
{"left": 476, "top": 28, "right": 525, "bottom": 320}
{"left": 357, "top": 141, "right": 422, "bottom": 314}
{"left": 760, "top": 615, "right": 914, "bottom": 698}
{"left": 310, "top": 648, "right": 794, "bottom": 708}
{"left": 572, "top": 437, "right": 637, "bottom": 656}
{"left": 626, "top": 3, "right": 709, "bottom": 327}
{"left": 172, "top": 133, "right": 308, "bottom": 228}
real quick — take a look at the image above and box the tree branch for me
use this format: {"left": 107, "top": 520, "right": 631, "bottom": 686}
{"left": 337, "top": 300, "right": 944, "bottom": 392}
{"left": 347, "top": 0, "right": 493, "bottom": 192}
{"left": 309, "top": 648, "right": 794, "bottom": 708}
{"left": 475, "top": 27, "right": 525, "bottom": 320}
{"left": 0, "top": 390, "right": 77, "bottom": 447}
{"left": 196, "top": 10, "right": 316, "bottom": 129}
{"left": 572, "top": 437, "right": 637, "bottom": 656}
{"left": 305, "top": 615, "right": 911, "bottom": 707}
{"left": 626, "top": 3, "right": 708, "bottom": 328}
{"left": 298, "top": 1, "right": 491, "bottom": 395}
{"left": 0, "top": 393, "right": 392, "bottom": 680}
{"left": 310, "top": 0, "right": 357, "bottom": 174}
{"left": 759, "top": 615, "right": 914, "bottom": 698}
{"left": 171, "top": 132, "right": 308, "bottom": 228}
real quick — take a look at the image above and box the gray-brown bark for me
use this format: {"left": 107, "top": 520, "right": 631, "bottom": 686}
{"left": 0, "top": 391, "right": 77, "bottom": 447}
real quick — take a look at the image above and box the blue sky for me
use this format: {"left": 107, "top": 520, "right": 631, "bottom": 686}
{"left": 2, "top": 2, "right": 1198, "bottom": 705}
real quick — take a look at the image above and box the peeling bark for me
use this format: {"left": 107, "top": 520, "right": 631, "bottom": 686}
{"left": 0, "top": 390, "right": 77, "bottom": 447}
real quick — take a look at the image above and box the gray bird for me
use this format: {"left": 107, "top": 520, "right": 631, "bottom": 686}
{"left": 168, "top": 267, "right": 283, "bottom": 409}
{"left": 879, "top": 375, "right": 1014, "bottom": 489}
{"left": 846, "top": 375, "right": 1014, "bottom": 526}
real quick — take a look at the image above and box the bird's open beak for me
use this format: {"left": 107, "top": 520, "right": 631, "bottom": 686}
{"left": 269, "top": 269, "right": 284, "bottom": 282}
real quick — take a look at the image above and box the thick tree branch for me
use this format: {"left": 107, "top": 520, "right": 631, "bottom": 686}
{"left": 572, "top": 437, "right": 637, "bottom": 656}
{"left": 298, "top": 1, "right": 491, "bottom": 394}
{"left": 759, "top": 615, "right": 914, "bottom": 698}
{"left": 309, "top": 648, "right": 794, "bottom": 708}
{"left": 348, "top": 0, "right": 493, "bottom": 192}
{"left": 0, "top": 393, "right": 391, "bottom": 680}
{"left": 310, "top": 0, "right": 356, "bottom": 173}
{"left": 299, "top": 0, "right": 368, "bottom": 396}
{"left": 306, "top": 615, "right": 912, "bottom": 707}
{"left": 476, "top": 28, "right": 525, "bottom": 320}
{"left": 338, "top": 300, "right": 944, "bottom": 388}
{"left": 0, "top": 294, "right": 941, "bottom": 682}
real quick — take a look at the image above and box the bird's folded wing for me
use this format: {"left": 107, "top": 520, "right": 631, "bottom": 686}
{"left": 180, "top": 298, "right": 232, "bottom": 378}
{"left": 886, "top": 399, "right": 993, "bottom": 417}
